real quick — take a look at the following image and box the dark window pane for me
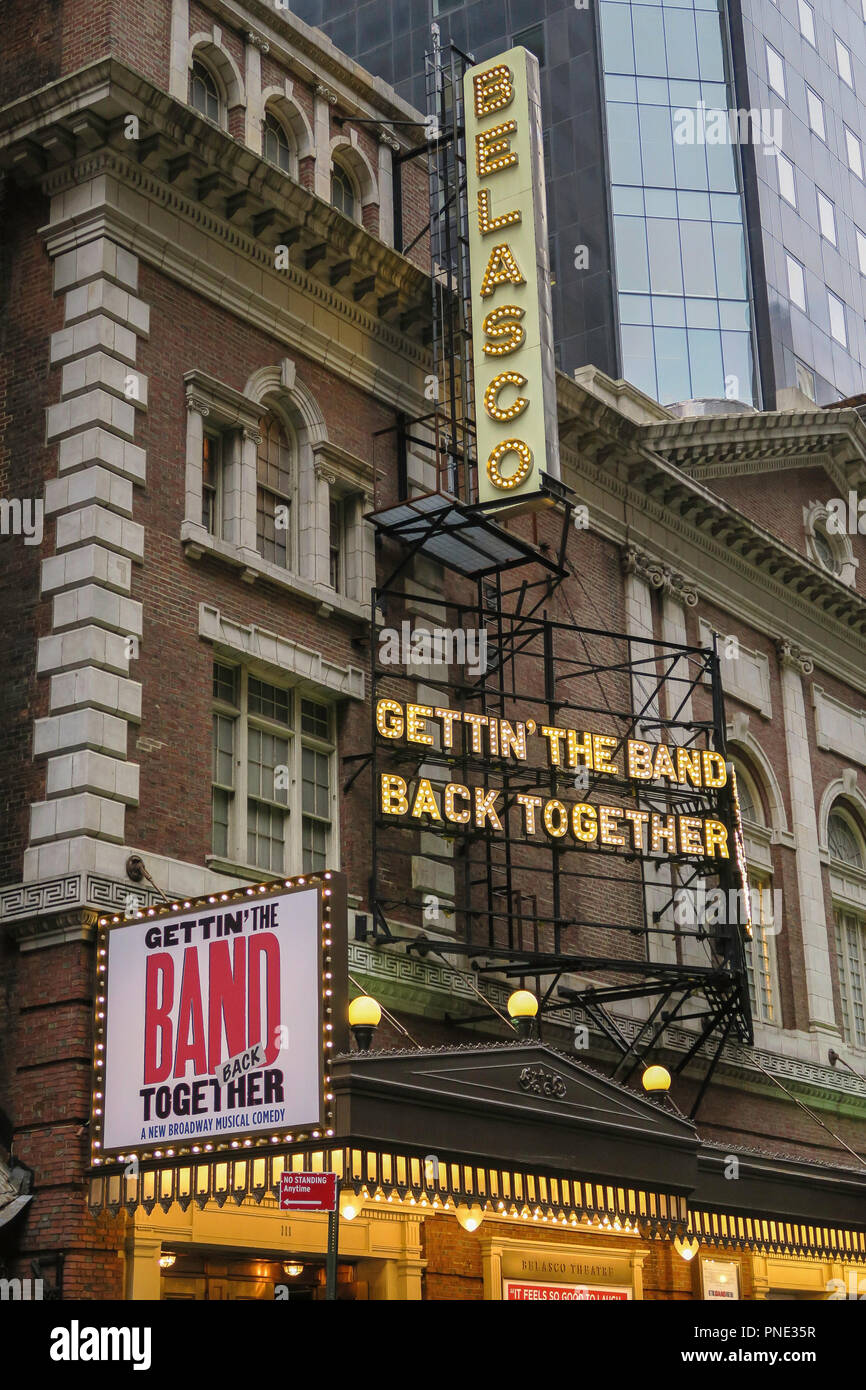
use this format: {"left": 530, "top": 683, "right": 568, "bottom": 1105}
{"left": 213, "top": 663, "right": 237, "bottom": 704}
{"left": 513, "top": 23, "right": 545, "bottom": 67}
{"left": 301, "top": 699, "right": 330, "bottom": 739}
{"left": 248, "top": 677, "right": 290, "bottom": 725}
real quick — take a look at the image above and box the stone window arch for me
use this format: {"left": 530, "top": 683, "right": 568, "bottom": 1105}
{"left": 188, "top": 36, "right": 246, "bottom": 129}
{"left": 329, "top": 136, "right": 378, "bottom": 228}
{"left": 260, "top": 92, "right": 315, "bottom": 181}
{"left": 331, "top": 160, "right": 358, "bottom": 220}
{"left": 255, "top": 410, "right": 296, "bottom": 571}
{"left": 803, "top": 499, "right": 857, "bottom": 587}
{"left": 190, "top": 57, "right": 221, "bottom": 123}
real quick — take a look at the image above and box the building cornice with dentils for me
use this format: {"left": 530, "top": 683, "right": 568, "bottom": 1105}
{"left": 218, "top": 0, "right": 429, "bottom": 141}
{"left": 640, "top": 408, "right": 866, "bottom": 492}
{"left": 0, "top": 60, "right": 433, "bottom": 374}
{"left": 553, "top": 368, "right": 866, "bottom": 692}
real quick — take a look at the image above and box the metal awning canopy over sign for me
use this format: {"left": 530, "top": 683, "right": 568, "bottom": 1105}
{"left": 365, "top": 492, "right": 566, "bottom": 580}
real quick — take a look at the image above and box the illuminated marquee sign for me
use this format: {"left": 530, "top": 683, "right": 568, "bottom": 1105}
{"left": 91, "top": 876, "right": 346, "bottom": 1166}
{"left": 465, "top": 47, "right": 560, "bottom": 507}
{"left": 376, "top": 699, "right": 732, "bottom": 860}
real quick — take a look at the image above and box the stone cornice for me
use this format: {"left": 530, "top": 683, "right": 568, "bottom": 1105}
{"left": 641, "top": 409, "right": 866, "bottom": 486}
{"left": 184, "top": 370, "right": 262, "bottom": 430}
{"left": 0, "top": 61, "right": 431, "bottom": 371}
{"left": 37, "top": 186, "right": 427, "bottom": 419}
{"left": 563, "top": 440, "right": 866, "bottom": 694}
{"left": 555, "top": 374, "right": 866, "bottom": 689}
{"left": 225, "top": 0, "right": 427, "bottom": 139}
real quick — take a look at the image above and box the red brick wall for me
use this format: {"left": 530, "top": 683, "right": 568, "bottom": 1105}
{"left": 3, "top": 938, "right": 124, "bottom": 1299}
{"left": 123, "top": 259, "right": 396, "bottom": 899}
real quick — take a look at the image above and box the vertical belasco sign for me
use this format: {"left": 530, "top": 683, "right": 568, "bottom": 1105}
{"left": 465, "top": 47, "right": 560, "bottom": 508}
{"left": 92, "top": 878, "right": 344, "bottom": 1161}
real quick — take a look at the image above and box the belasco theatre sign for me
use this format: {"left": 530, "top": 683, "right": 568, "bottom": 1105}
{"left": 90, "top": 876, "right": 346, "bottom": 1166}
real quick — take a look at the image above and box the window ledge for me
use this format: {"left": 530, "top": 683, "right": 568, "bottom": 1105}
{"left": 206, "top": 855, "right": 286, "bottom": 882}
{"left": 181, "top": 520, "right": 370, "bottom": 623}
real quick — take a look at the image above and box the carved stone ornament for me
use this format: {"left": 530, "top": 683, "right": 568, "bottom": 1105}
{"left": 185, "top": 390, "right": 210, "bottom": 418}
{"left": 246, "top": 31, "right": 270, "bottom": 53}
{"left": 620, "top": 545, "right": 699, "bottom": 607}
{"left": 518, "top": 1065, "right": 567, "bottom": 1100}
{"left": 775, "top": 639, "right": 814, "bottom": 675}
{"left": 315, "top": 84, "right": 338, "bottom": 106}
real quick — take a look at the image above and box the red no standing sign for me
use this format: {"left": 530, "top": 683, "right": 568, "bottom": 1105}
{"left": 279, "top": 1172, "right": 338, "bottom": 1212}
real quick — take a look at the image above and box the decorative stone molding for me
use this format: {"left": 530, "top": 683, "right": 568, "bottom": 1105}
{"left": 314, "top": 463, "right": 337, "bottom": 485}
{"left": 37, "top": 148, "right": 429, "bottom": 411}
{"left": 812, "top": 685, "right": 866, "bottom": 768}
{"left": 620, "top": 545, "right": 698, "bottom": 606}
{"left": 199, "top": 603, "right": 365, "bottom": 699}
{"left": 10, "top": 907, "right": 101, "bottom": 950}
{"left": 378, "top": 127, "right": 401, "bottom": 152}
{"left": 803, "top": 499, "right": 858, "bottom": 588}
{"left": 518, "top": 1065, "right": 567, "bottom": 1100}
{"left": 315, "top": 84, "right": 338, "bottom": 106}
{"left": 185, "top": 392, "right": 210, "bottom": 417}
{"left": 775, "top": 639, "right": 814, "bottom": 675}
{"left": 700, "top": 618, "right": 772, "bottom": 717}
{"left": 246, "top": 31, "right": 270, "bottom": 53}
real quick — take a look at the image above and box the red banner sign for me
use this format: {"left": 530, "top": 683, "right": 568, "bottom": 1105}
{"left": 504, "top": 1280, "right": 630, "bottom": 1301}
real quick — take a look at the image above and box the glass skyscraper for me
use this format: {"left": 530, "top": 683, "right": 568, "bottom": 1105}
{"left": 293, "top": 0, "right": 866, "bottom": 408}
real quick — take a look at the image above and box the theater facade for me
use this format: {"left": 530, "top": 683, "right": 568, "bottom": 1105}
{"left": 0, "top": 0, "right": 865, "bottom": 1300}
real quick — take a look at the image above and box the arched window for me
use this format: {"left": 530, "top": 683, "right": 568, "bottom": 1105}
{"left": 812, "top": 519, "right": 839, "bottom": 575}
{"left": 189, "top": 58, "right": 221, "bottom": 123}
{"left": 828, "top": 802, "right": 866, "bottom": 1046}
{"left": 331, "top": 163, "right": 356, "bottom": 221}
{"left": 828, "top": 806, "right": 864, "bottom": 867}
{"left": 731, "top": 758, "right": 765, "bottom": 827}
{"left": 256, "top": 415, "right": 294, "bottom": 570}
{"left": 730, "top": 755, "right": 777, "bottom": 1024}
{"left": 263, "top": 111, "right": 292, "bottom": 173}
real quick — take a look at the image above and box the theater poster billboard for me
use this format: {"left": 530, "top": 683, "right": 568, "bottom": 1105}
{"left": 90, "top": 874, "right": 346, "bottom": 1165}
